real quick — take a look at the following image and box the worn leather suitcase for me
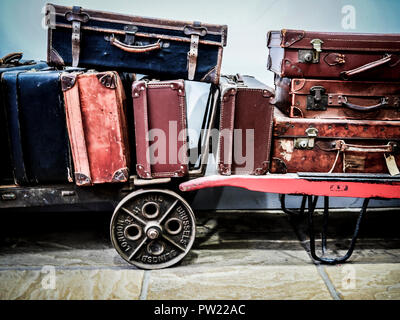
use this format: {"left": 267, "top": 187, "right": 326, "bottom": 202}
{"left": 270, "top": 108, "right": 400, "bottom": 175}
{"left": 218, "top": 75, "right": 274, "bottom": 175}
{"left": 287, "top": 78, "right": 400, "bottom": 120}
{"left": 46, "top": 3, "right": 227, "bottom": 84}
{"left": 2, "top": 69, "right": 72, "bottom": 185}
{"left": 62, "top": 71, "right": 130, "bottom": 186}
{"left": 132, "top": 79, "right": 188, "bottom": 179}
{"left": 267, "top": 29, "right": 400, "bottom": 81}
{"left": 0, "top": 54, "right": 48, "bottom": 184}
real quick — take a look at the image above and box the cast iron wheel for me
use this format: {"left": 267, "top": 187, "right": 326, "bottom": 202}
{"left": 110, "top": 189, "right": 196, "bottom": 269}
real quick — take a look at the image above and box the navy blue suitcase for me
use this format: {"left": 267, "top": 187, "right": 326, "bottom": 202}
{"left": 46, "top": 4, "right": 227, "bottom": 84}
{"left": 0, "top": 54, "right": 48, "bottom": 184}
{"left": 1, "top": 69, "right": 72, "bottom": 185}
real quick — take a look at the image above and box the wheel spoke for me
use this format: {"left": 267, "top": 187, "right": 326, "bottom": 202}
{"left": 121, "top": 207, "right": 147, "bottom": 226}
{"left": 128, "top": 236, "right": 148, "bottom": 260}
{"left": 157, "top": 199, "right": 179, "bottom": 224}
{"left": 161, "top": 233, "right": 186, "bottom": 252}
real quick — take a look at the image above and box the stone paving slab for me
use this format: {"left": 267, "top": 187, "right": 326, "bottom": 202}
{"left": 324, "top": 264, "right": 400, "bottom": 300}
{"left": 0, "top": 209, "right": 399, "bottom": 300}
{"left": 146, "top": 265, "right": 332, "bottom": 300}
{"left": 0, "top": 269, "right": 144, "bottom": 300}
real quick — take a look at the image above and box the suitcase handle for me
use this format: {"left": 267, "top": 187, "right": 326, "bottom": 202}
{"left": 342, "top": 97, "right": 389, "bottom": 112}
{"left": 324, "top": 140, "right": 396, "bottom": 173}
{"left": 109, "top": 35, "right": 162, "bottom": 53}
{"left": 0, "top": 52, "right": 35, "bottom": 67}
{"left": 340, "top": 54, "right": 392, "bottom": 80}
{"left": 334, "top": 140, "right": 395, "bottom": 153}
{"left": 0, "top": 52, "right": 22, "bottom": 65}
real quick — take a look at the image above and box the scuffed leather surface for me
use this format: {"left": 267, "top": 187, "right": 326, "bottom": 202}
{"left": 270, "top": 108, "right": 400, "bottom": 174}
{"left": 64, "top": 72, "right": 130, "bottom": 185}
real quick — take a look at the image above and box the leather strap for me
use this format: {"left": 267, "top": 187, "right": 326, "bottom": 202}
{"left": 324, "top": 140, "right": 396, "bottom": 173}
{"left": 71, "top": 6, "right": 82, "bottom": 67}
{"left": 187, "top": 34, "right": 199, "bottom": 80}
{"left": 340, "top": 54, "right": 392, "bottom": 80}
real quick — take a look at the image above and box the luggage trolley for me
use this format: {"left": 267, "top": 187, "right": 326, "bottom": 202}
{"left": 1, "top": 84, "right": 400, "bottom": 269}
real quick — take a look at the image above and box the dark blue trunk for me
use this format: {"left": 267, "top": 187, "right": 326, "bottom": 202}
{"left": 0, "top": 61, "right": 48, "bottom": 184}
{"left": 2, "top": 69, "right": 72, "bottom": 185}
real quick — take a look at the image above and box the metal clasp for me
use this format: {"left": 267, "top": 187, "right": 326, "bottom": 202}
{"left": 298, "top": 38, "right": 324, "bottom": 63}
{"left": 307, "top": 86, "right": 328, "bottom": 111}
{"left": 124, "top": 25, "right": 139, "bottom": 45}
{"left": 294, "top": 127, "right": 318, "bottom": 149}
{"left": 311, "top": 38, "right": 324, "bottom": 61}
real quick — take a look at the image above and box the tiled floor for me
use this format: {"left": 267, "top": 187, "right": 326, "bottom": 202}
{"left": 0, "top": 209, "right": 399, "bottom": 300}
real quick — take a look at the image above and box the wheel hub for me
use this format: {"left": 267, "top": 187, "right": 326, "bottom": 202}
{"left": 146, "top": 226, "right": 161, "bottom": 239}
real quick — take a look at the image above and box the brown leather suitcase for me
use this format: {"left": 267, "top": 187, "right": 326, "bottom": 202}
{"left": 288, "top": 78, "right": 400, "bottom": 120}
{"left": 218, "top": 75, "right": 274, "bottom": 175}
{"left": 132, "top": 79, "right": 188, "bottom": 179}
{"left": 270, "top": 108, "right": 400, "bottom": 175}
{"left": 267, "top": 29, "right": 400, "bottom": 81}
{"left": 62, "top": 71, "right": 130, "bottom": 186}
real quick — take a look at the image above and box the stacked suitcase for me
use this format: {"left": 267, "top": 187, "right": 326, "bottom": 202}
{"left": 217, "top": 74, "right": 275, "bottom": 176}
{"left": 0, "top": 3, "right": 228, "bottom": 186}
{"left": 267, "top": 29, "right": 400, "bottom": 176}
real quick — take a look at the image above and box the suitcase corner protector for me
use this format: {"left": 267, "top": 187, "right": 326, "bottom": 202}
{"left": 112, "top": 168, "right": 129, "bottom": 183}
{"left": 74, "top": 172, "right": 92, "bottom": 186}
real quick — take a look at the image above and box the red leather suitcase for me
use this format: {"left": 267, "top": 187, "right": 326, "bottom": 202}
{"left": 62, "top": 71, "right": 130, "bottom": 186}
{"left": 288, "top": 78, "right": 400, "bottom": 120}
{"left": 270, "top": 108, "right": 400, "bottom": 175}
{"left": 218, "top": 75, "right": 274, "bottom": 175}
{"left": 267, "top": 29, "right": 400, "bottom": 81}
{"left": 132, "top": 79, "right": 188, "bottom": 179}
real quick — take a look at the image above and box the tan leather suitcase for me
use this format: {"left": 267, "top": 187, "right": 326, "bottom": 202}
{"left": 62, "top": 71, "right": 130, "bottom": 186}
{"left": 218, "top": 75, "right": 274, "bottom": 175}
{"left": 132, "top": 79, "right": 188, "bottom": 179}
